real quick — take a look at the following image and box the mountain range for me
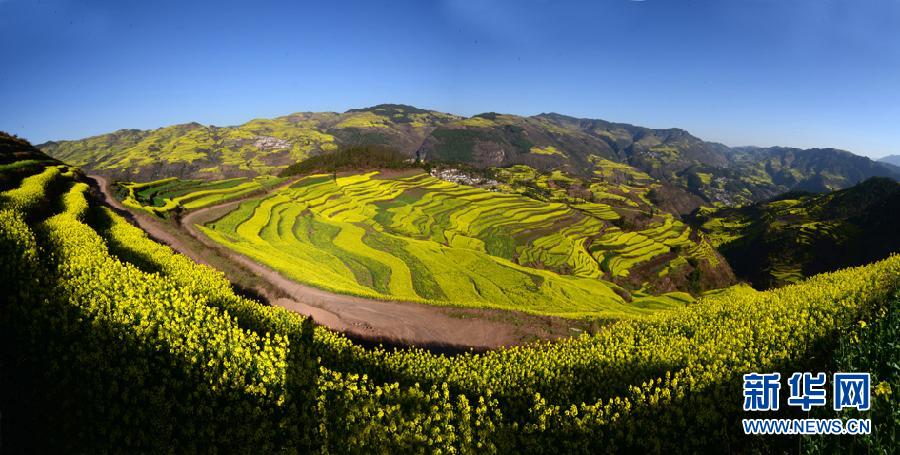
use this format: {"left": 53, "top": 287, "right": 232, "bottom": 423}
{"left": 38, "top": 104, "right": 900, "bottom": 207}
{"left": 879, "top": 154, "right": 900, "bottom": 167}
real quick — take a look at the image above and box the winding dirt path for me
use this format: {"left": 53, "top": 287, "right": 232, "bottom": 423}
{"left": 89, "top": 175, "right": 580, "bottom": 350}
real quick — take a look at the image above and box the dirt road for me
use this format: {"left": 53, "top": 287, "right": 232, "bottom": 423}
{"left": 89, "top": 175, "right": 579, "bottom": 350}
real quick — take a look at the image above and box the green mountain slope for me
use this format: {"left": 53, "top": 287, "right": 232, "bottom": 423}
{"left": 38, "top": 104, "right": 900, "bottom": 207}
{"left": 419, "top": 112, "right": 730, "bottom": 181}
{"left": 38, "top": 104, "right": 458, "bottom": 181}
{"left": 691, "top": 177, "right": 900, "bottom": 289}
{"left": 422, "top": 112, "right": 900, "bottom": 206}
{"left": 729, "top": 146, "right": 900, "bottom": 192}
{"left": 0, "top": 131, "right": 66, "bottom": 193}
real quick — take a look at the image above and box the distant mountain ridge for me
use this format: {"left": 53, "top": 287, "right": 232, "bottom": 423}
{"left": 419, "top": 110, "right": 899, "bottom": 205}
{"left": 878, "top": 154, "right": 900, "bottom": 167}
{"left": 37, "top": 104, "right": 900, "bottom": 206}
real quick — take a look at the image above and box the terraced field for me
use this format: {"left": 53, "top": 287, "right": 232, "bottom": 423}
{"left": 487, "top": 164, "right": 722, "bottom": 280}
{"left": 692, "top": 178, "right": 900, "bottom": 288}
{"left": 119, "top": 175, "right": 285, "bottom": 215}
{"left": 200, "top": 170, "right": 717, "bottom": 318}
{"left": 492, "top": 161, "right": 674, "bottom": 214}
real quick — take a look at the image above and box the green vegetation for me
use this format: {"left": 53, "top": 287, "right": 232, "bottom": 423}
{"left": 0, "top": 132, "right": 62, "bottom": 192}
{"left": 530, "top": 145, "right": 564, "bottom": 156}
{"left": 334, "top": 110, "right": 391, "bottom": 129}
{"left": 424, "top": 112, "right": 899, "bottom": 207}
{"left": 118, "top": 175, "right": 285, "bottom": 216}
{"left": 589, "top": 155, "right": 654, "bottom": 183}
{"left": 2, "top": 151, "right": 899, "bottom": 452}
{"left": 279, "top": 145, "right": 414, "bottom": 177}
{"left": 804, "top": 288, "right": 900, "bottom": 453}
{"left": 692, "top": 177, "right": 900, "bottom": 289}
{"left": 427, "top": 128, "right": 483, "bottom": 162}
{"left": 487, "top": 164, "right": 725, "bottom": 287}
{"left": 200, "top": 170, "right": 727, "bottom": 317}
{"left": 41, "top": 122, "right": 304, "bottom": 178}
{"left": 492, "top": 161, "right": 657, "bottom": 211}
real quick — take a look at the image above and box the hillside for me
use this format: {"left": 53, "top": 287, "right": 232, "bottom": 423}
{"left": 38, "top": 105, "right": 899, "bottom": 208}
{"left": 728, "top": 146, "right": 900, "bottom": 193}
{"left": 422, "top": 112, "right": 900, "bottom": 205}
{"left": 120, "top": 167, "right": 733, "bottom": 316}
{"left": 422, "top": 112, "right": 730, "bottom": 180}
{"left": 2, "top": 150, "right": 898, "bottom": 452}
{"left": 38, "top": 104, "right": 459, "bottom": 181}
{"left": 198, "top": 170, "right": 732, "bottom": 316}
{"left": 879, "top": 154, "right": 900, "bottom": 167}
{"left": 0, "top": 131, "right": 63, "bottom": 192}
{"left": 691, "top": 177, "right": 900, "bottom": 289}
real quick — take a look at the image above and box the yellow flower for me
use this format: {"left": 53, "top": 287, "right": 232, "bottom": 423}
{"left": 874, "top": 381, "right": 892, "bottom": 398}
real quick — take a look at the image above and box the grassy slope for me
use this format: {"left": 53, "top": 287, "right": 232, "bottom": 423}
{"left": 279, "top": 144, "right": 414, "bottom": 177}
{"left": 118, "top": 175, "right": 286, "bottom": 216}
{"left": 199, "top": 171, "right": 722, "bottom": 318}
{"left": 692, "top": 177, "right": 900, "bottom": 289}
{"left": 0, "top": 132, "right": 63, "bottom": 192}
{"left": 39, "top": 104, "right": 459, "bottom": 180}
{"left": 476, "top": 163, "right": 730, "bottom": 291}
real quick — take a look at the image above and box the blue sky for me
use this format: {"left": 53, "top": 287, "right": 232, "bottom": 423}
{"left": 1, "top": 0, "right": 898, "bottom": 158}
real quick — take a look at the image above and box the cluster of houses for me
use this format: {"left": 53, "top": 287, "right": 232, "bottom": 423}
{"left": 429, "top": 167, "right": 499, "bottom": 188}
{"left": 253, "top": 135, "right": 292, "bottom": 151}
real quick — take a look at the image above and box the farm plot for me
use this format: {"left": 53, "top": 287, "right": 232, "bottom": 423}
{"left": 119, "top": 175, "right": 285, "bottom": 215}
{"left": 200, "top": 171, "right": 713, "bottom": 317}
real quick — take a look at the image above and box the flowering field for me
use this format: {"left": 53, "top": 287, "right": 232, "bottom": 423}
{"left": 2, "top": 152, "right": 898, "bottom": 452}
{"left": 118, "top": 175, "right": 285, "bottom": 215}
{"left": 198, "top": 171, "right": 715, "bottom": 317}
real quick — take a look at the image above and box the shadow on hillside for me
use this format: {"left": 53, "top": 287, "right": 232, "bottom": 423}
{"left": 0, "top": 224, "right": 320, "bottom": 452}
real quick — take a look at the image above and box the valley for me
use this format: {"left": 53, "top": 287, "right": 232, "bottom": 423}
{"left": 92, "top": 173, "right": 584, "bottom": 349}
{"left": 4, "top": 0, "right": 899, "bottom": 450}
{"left": 56, "top": 104, "right": 900, "bottom": 323}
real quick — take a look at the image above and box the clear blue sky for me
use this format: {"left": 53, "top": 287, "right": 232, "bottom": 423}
{"left": 1, "top": 0, "right": 898, "bottom": 158}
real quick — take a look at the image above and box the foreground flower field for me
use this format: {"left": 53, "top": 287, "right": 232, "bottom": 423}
{"left": 1, "top": 154, "right": 898, "bottom": 453}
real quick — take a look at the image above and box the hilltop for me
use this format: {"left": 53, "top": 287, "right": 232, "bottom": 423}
{"left": 691, "top": 177, "right": 900, "bottom": 289}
